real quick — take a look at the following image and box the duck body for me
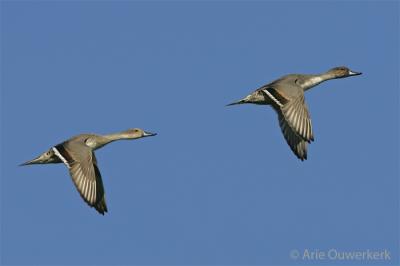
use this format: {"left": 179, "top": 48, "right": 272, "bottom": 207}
{"left": 21, "top": 128, "right": 157, "bottom": 215}
{"left": 227, "top": 66, "right": 362, "bottom": 160}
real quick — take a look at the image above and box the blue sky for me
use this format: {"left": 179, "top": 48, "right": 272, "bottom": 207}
{"left": 1, "top": 1, "right": 398, "bottom": 265}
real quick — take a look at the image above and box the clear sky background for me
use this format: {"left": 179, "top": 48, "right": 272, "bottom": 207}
{"left": 1, "top": 1, "right": 398, "bottom": 265}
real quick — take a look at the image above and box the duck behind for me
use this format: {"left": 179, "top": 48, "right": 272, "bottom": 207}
{"left": 227, "top": 66, "right": 362, "bottom": 160}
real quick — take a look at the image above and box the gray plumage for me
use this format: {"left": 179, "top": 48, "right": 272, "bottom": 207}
{"left": 21, "top": 128, "right": 157, "bottom": 215}
{"left": 227, "top": 66, "right": 362, "bottom": 160}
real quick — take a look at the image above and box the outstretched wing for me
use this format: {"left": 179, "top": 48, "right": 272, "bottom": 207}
{"left": 279, "top": 92, "right": 314, "bottom": 142}
{"left": 278, "top": 112, "right": 309, "bottom": 160}
{"left": 261, "top": 87, "right": 314, "bottom": 160}
{"left": 52, "top": 142, "right": 108, "bottom": 215}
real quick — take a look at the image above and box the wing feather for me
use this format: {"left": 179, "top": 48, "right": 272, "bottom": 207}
{"left": 261, "top": 87, "right": 314, "bottom": 160}
{"left": 53, "top": 143, "right": 108, "bottom": 215}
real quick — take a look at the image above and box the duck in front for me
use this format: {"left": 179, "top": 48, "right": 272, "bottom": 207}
{"left": 20, "top": 128, "right": 157, "bottom": 215}
{"left": 227, "top": 66, "right": 362, "bottom": 160}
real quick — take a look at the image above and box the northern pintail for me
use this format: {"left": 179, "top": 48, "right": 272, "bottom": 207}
{"left": 227, "top": 66, "right": 362, "bottom": 160}
{"left": 21, "top": 128, "right": 157, "bottom": 215}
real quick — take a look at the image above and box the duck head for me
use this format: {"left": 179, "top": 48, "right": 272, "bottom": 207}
{"left": 327, "top": 66, "right": 362, "bottom": 79}
{"left": 124, "top": 128, "right": 157, "bottom": 139}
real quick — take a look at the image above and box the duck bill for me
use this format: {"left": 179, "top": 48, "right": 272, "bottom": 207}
{"left": 349, "top": 70, "right": 362, "bottom": 76}
{"left": 143, "top": 131, "right": 157, "bottom": 137}
{"left": 226, "top": 99, "right": 245, "bottom": 106}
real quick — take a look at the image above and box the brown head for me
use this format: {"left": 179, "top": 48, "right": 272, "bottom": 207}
{"left": 123, "top": 128, "right": 157, "bottom": 139}
{"left": 327, "top": 66, "right": 362, "bottom": 79}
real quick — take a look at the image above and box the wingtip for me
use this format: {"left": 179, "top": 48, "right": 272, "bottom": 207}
{"left": 298, "top": 155, "right": 307, "bottom": 161}
{"left": 96, "top": 208, "right": 107, "bottom": 216}
{"left": 94, "top": 197, "right": 108, "bottom": 215}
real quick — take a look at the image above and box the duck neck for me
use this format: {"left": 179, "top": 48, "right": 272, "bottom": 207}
{"left": 302, "top": 72, "right": 335, "bottom": 91}
{"left": 104, "top": 131, "right": 132, "bottom": 141}
{"left": 94, "top": 131, "right": 133, "bottom": 149}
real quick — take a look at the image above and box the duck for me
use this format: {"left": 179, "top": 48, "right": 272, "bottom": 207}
{"left": 227, "top": 66, "right": 362, "bottom": 160}
{"left": 20, "top": 128, "right": 157, "bottom": 215}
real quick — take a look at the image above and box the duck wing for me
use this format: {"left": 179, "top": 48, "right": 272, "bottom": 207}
{"left": 52, "top": 141, "right": 108, "bottom": 215}
{"left": 279, "top": 92, "right": 314, "bottom": 142}
{"left": 261, "top": 87, "right": 314, "bottom": 160}
{"left": 277, "top": 112, "right": 309, "bottom": 160}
